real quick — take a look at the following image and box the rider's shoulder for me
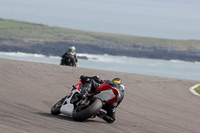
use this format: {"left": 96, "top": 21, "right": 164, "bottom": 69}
{"left": 104, "top": 80, "right": 125, "bottom": 92}
{"left": 104, "top": 80, "right": 118, "bottom": 87}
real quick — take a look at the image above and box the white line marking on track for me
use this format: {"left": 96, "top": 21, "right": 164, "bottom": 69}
{"left": 189, "top": 84, "right": 200, "bottom": 97}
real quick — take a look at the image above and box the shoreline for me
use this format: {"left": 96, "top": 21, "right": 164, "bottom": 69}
{"left": 1, "top": 44, "right": 200, "bottom": 63}
{"left": 1, "top": 51, "right": 200, "bottom": 64}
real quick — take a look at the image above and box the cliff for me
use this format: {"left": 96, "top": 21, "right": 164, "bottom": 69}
{"left": 1, "top": 38, "right": 200, "bottom": 62}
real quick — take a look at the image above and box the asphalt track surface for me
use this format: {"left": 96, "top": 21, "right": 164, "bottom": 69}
{"left": 0, "top": 58, "right": 200, "bottom": 133}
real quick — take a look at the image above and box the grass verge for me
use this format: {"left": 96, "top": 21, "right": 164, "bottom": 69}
{"left": 195, "top": 86, "right": 200, "bottom": 94}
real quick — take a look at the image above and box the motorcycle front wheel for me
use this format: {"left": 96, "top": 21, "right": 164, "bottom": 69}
{"left": 72, "top": 98, "right": 103, "bottom": 121}
{"left": 51, "top": 97, "right": 65, "bottom": 115}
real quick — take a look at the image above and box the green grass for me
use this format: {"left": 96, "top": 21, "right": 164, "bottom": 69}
{"left": 0, "top": 18, "right": 200, "bottom": 50}
{"left": 195, "top": 86, "right": 200, "bottom": 94}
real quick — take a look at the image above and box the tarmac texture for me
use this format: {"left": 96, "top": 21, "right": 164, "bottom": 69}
{"left": 0, "top": 58, "right": 200, "bottom": 133}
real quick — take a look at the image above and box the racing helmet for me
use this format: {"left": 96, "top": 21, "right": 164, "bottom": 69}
{"left": 112, "top": 78, "right": 122, "bottom": 84}
{"left": 69, "top": 46, "right": 76, "bottom": 52}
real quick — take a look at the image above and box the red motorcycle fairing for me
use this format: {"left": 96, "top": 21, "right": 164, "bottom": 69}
{"left": 95, "top": 83, "right": 119, "bottom": 104}
{"left": 70, "top": 80, "right": 118, "bottom": 104}
{"left": 70, "top": 80, "right": 82, "bottom": 92}
{"left": 75, "top": 80, "right": 82, "bottom": 90}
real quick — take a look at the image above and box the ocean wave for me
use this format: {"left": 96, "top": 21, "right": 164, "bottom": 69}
{"left": 170, "top": 59, "right": 185, "bottom": 63}
{"left": 0, "top": 52, "right": 120, "bottom": 63}
{"left": 77, "top": 53, "right": 114, "bottom": 62}
{"left": 0, "top": 52, "right": 45, "bottom": 58}
{"left": 77, "top": 53, "right": 130, "bottom": 63}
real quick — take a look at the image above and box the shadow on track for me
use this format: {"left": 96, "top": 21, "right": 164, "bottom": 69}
{"left": 37, "top": 112, "right": 104, "bottom": 123}
{"left": 37, "top": 112, "right": 74, "bottom": 121}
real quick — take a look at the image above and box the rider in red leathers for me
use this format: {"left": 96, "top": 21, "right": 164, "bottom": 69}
{"left": 79, "top": 75, "right": 125, "bottom": 123}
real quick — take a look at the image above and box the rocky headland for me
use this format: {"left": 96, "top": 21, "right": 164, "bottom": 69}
{"left": 0, "top": 38, "right": 200, "bottom": 62}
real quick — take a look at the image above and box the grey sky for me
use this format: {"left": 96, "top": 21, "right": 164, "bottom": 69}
{"left": 0, "top": 0, "right": 200, "bottom": 40}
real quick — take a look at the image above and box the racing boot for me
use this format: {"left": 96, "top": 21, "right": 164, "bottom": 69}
{"left": 96, "top": 111, "right": 115, "bottom": 123}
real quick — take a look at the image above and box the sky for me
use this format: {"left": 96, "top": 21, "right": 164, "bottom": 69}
{"left": 0, "top": 0, "right": 200, "bottom": 40}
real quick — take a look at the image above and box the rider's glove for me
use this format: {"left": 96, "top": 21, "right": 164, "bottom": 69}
{"left": 77, "top": 89, "right": 88, "bottom": 98}
{"left": 80, "top": 75, "right": 87, "bottom": 82}
{"left": 80, "top": 75, "right": 91, "bottom": 84}
{"left": 77, "top": 93, "right": 87, "bottom": 98}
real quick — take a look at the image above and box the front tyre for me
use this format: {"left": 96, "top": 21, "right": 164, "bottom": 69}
{"left": 60, "top": 59, "right": 65, "bottom": 65}
{"left": 72, "top": 98, "right": 103, "bottom": 121}
{"left": 51, "top": 98, "right": 65, "bottom": 115}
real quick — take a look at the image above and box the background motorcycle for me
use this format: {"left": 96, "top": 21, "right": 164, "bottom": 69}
{"left": 51, "top": 80, "right": 118, "bottom": 121}
{"left": 60, "top": 56, "right": 77, "bottom": 67}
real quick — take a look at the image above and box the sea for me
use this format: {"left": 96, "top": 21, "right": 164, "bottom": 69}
{"left": 0, "top": 52, "right": 200, "bottom": 81}
{"left": 0, "top": 0, "right": 200, "bottom": 81}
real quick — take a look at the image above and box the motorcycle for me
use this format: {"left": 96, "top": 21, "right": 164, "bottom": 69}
{"left": 51, "top": 80, "right": 119, "bottom": 121}
{"left": 60, "top": 56, "right": 77, "bottom": 67}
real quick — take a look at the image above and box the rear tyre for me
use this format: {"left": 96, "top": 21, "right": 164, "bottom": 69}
{"left": 51, "top": 98, "right": 65, "bottom": 115}
{"left": 72, "top": 98, "right": 103, "bottom": 121}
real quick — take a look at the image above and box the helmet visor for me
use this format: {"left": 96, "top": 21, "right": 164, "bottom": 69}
{"left": 113, "top": 79, "right": 121, "bottom": 84}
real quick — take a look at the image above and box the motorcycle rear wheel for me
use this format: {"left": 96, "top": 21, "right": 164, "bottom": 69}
{"left": 72, "top": 98, "right": 103, "bottom": 121}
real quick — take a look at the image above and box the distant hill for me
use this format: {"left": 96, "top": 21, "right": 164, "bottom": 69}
{"left": 0, "top": 18, "right": 200, "bottom": 62}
